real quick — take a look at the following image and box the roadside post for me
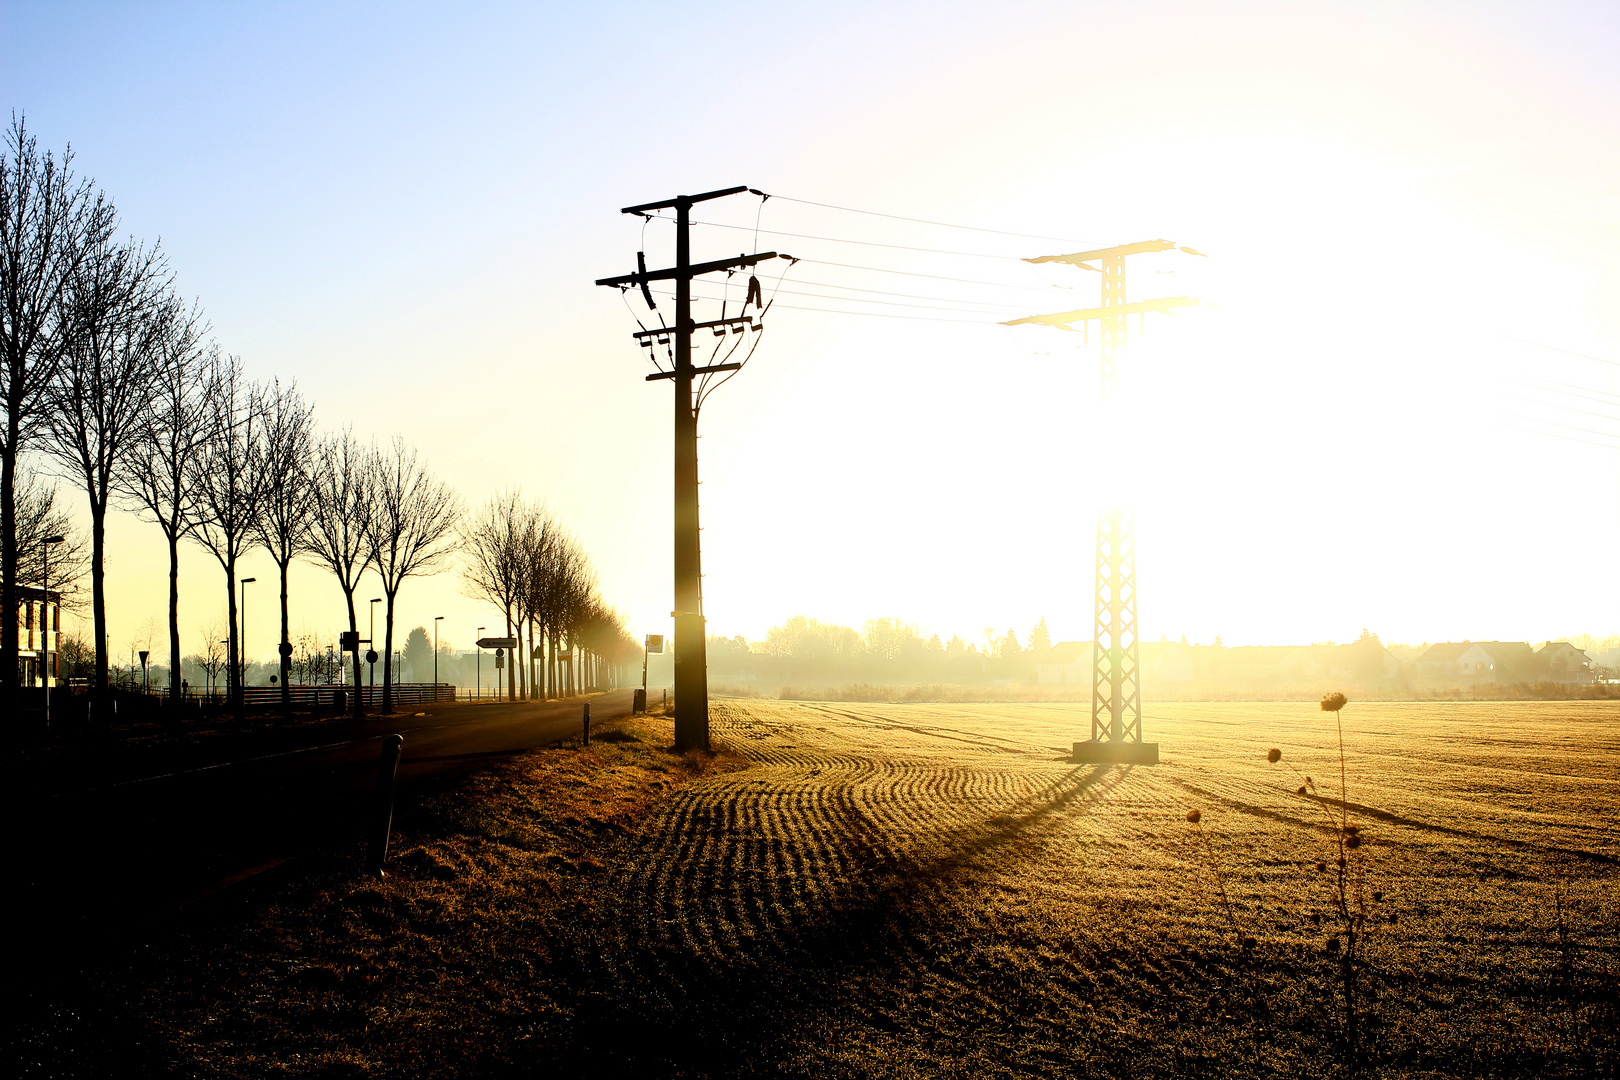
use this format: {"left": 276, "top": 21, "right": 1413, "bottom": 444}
{"left": 367, "top": 734, "right": 405, "bottom": 876}
{"left": 582, "top": 702, "right": 591, "bottom": 746}
{"left": 642, "top": 634, "right": 664, "bottom": 715}
{"left": 476, "top": 635, "right": 518, "bottom": 703}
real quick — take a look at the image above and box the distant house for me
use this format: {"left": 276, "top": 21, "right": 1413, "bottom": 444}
{"left": 1035, "top": 641, "right": 1090, "bottom": 685}
{"left": 1535, "top": 641, "right": 1593, "bottom": 684}
{"left": 1416, "top": 641, "right": 1535, "bottom": 683}
{"left": 1141, "top": 641, "right": 1195, "bottom": 683}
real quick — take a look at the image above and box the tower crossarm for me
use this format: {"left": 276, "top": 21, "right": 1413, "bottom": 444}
{"left": 1026, "top": 239, "right": 1179, "bottom": 265}
{"left": 1001, "top": 295, "right": 1199, "bottom": 328}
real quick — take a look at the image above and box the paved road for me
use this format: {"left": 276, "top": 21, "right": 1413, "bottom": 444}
{"left": 15, "top": 690, "right": 639, "bottom": 965}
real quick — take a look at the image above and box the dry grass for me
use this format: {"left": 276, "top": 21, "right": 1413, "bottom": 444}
{"left": 16, "top": 700, "right": 1619, "bottom": 1078}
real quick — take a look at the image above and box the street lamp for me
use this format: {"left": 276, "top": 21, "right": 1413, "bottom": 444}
{"left": 41, "top": 534, "right": 64, "bottom": 732}
{"left": 434, "top": 615, "right": 444, "bottom": 693}
{"left": 476, "top": 626, "right": 485, "bottom": 701}
{"left": 369, "top": 598, "right": 381, "bottom": 690}
{"left": 241, "top": 577, "right": 256, "bottom": 698}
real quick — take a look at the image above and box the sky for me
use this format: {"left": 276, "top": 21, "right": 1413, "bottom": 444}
{"left": 4, "top": 0, "right": 1618, "bottom": 667}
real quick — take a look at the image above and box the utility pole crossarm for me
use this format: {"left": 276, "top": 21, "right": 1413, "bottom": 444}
{"left": 594, "top": 251, "right": 780, "bottom": 289}
{"left": 646, "top": 363, "right": 740, "bottom": 382}
{"left": 1002, "top": 295, "right": 1199, "bottom": 328}
{"left": 620, "top": 186, "right": 749, "bottom": 215}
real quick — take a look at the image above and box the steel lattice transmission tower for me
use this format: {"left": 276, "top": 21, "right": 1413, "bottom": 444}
{"left": 1004, "top": 239, "right": 1203, "bottom": 765}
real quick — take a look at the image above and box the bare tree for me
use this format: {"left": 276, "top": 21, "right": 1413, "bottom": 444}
{"left": 14, "top": 461, "right": 87, "bottom": 595}
{"left": 187, "top": 352, "right": 267, "bottom": 719}
{"left": 256, "top": 380, "right": 316, "bottom": 712}
{"left": 0, "top": 115, "right": 115, "bottom": 712}
{"left": 308, "top": 428, "right": 374, "bottom": 720}
{"left": 460, "top": 490, "right": 529, "bottom": 702}
{"left": 120, "top": 317, "right": 210, "bottom": 708}
{"left": 44, "top": 232, "right": 173, "bottom": 703}
{"left": 367, "top": 436, "right": 460, "bottom": 714}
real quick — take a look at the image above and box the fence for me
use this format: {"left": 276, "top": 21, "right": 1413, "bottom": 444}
{"left": 177, "top": 683, "right": 458, "bottom": 709}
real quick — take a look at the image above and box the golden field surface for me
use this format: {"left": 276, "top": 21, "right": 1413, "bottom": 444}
{"left": 618, "top": 698, "right": 1619, "bottom": 1076}
{"left": 23, "top": 700, "right": 1617, "bottom": 1078}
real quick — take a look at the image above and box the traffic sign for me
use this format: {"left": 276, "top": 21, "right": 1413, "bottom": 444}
{"left": 477, "top": 636, "right": 517, "bottom": 650}
{"left": 645, "top": 634, "right": 665, "bottom": 653}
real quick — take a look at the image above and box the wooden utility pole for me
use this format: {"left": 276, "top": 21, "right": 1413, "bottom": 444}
{"left": 596, "top": 186, "right": 780, "bottom": 751}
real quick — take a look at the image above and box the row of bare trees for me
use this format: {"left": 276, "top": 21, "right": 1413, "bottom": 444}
{"left": 461, "top": 493, "right": 640, "bottom": 700}
{"left": 2, "top": 116, "right": 471, "bottom": 721}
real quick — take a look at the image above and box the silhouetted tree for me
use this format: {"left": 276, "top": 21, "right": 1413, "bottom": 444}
{"left": 121, "top": 319, "right": 211, "bottom": 708}
{"left": 402, "top": 625, "right": 432, "bottom": 682}
{"left": 256, "top": 380, "right": 316, "bottom": 712}
{"left": 187, "top": 352, "right": 267, "bottom": 719}
{"left": 15, "top": 462, "right": 86, "bottom": 595}
{"left": 308, "top": 428, "right": 374, "bottom": 720}
{"left": 460, "top": 490, "right": 529, "bottom": 702}
{"left": 0, "top": 115, "right": 114, "bottom": 714}
{"left": 367, "top": 436, "right": 460, "bottom": 714}
{"left": 45, "top": 231, "right": 173, "bottom": 704}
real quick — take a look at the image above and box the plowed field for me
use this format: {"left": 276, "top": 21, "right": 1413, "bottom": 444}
{"left": 590, "top": 699, "right": 1618, "bottom": 1076}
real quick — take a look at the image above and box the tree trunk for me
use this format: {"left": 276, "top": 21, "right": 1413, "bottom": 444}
{"left": 278, "top": 558, "right": 291, "bottom": 714}
{"left": 167, "top": 529, "right": 181, "bottom": 708}
{"left": 504, "top": 610, "right": 514, "bottom": 702}
{"left": 90, "top": 494, "right": 109, "bottom": 708}
{"left": 344, "top": 588, "right": 362, "bottom": 720}
{"left": 224, "top": 560, "right": 240, "bottom": 722}
{"left": 382, "top": 592, "right": 396, "bottom": 714}
{"left": 1, "top": 440, "right": 19, "bottom": 718}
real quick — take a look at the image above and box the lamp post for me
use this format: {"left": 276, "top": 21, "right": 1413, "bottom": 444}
{"left": 41, "top": 534, "right": 64, "bottom": 732}
{"left": 476, "top": 626, "right": 485, "bottom": 701}
{"left": 240, "top": 577, "right": 256, "bottom": 700}
{"left": 434, "top": 615, "right": 443, "bottom": 693}
{"left": 216, "top": 639, "right": 227, "bottom": 698}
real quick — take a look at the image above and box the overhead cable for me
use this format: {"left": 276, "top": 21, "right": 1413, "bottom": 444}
{"left": 750, "top": 191, "right": 1107, "bottom": 246}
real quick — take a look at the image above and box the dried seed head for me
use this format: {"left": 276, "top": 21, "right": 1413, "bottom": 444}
{"left": 1309, "top": 911, "right": 1322, "bottom": 925}
{"left": 1372, "top": 891, "right": 1385, "bottom": 903}
{"left": 1296, "top": 785, "right": 1308, "bottom": 796}
{"left": 1389, "top": 912, "right": 1399, "bottom": 924}
{"left": 1344, "top": 824, "right": 1360, "bottom": 834}
{"left": 1267, "top": 748, "right": 1282, "bottom": 763}
{"left": 1186, "top": 809, "right": 1202, "bottom": 824}
{"left": 1242, "top": 937, "right": 1257, "bottom": 950}
{"left": 1325, "top": 937, "right": 1342, "bottom": 953}
{"left": 1316, "top": 861, "right": 1328, "bottom": 873}
{"left": 1347, "top": 834, "right": 1362, "bottom": 849}
{"left": 1320, "top": 692, "right": 1348, "bottom": 712}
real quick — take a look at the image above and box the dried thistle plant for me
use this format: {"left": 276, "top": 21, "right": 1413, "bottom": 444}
{"left": 1266, "top": 692, "right": 1391, "bottom": 1077}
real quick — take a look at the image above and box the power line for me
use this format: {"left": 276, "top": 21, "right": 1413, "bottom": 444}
{"left": 796, "top": 258, "right": 1082, "bottom": 294}
{"left": 1496, "top": 422, "right": 1620, "bottom": 452}
{"left": 1506, "top": 375, "right": 1620, "bottom": 407}
{"left": 1498, "top": 412, "right": 1620, "bottom": 442}
{"left": 1496, "top": 334, "right": 1618, "bottom": 368}
{"left": 1497, "top": 393, "right": 1620, "bottom": 425}
{"left": 649, "top": 288, "right": 992, "bottom": 325}
{"left": 753, "top": 191, "right": 1107, "bottom": 246}
{"left": 645, "top": 213, "right": 1032, "bottom": 262}
{"left": 744, "top": 283, "right": 1024, "bottom": 315}
{"left": 789, "top": 275, "right": 1031, "bottom": 311}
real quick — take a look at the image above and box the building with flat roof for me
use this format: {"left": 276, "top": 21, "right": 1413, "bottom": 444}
{"left": 15, "top": 586, "right": 62, "bottom": 687}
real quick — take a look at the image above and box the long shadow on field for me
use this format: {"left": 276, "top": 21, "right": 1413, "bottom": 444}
{"left": 557, "top": 761, "right": 1139, "bottom": 1075}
